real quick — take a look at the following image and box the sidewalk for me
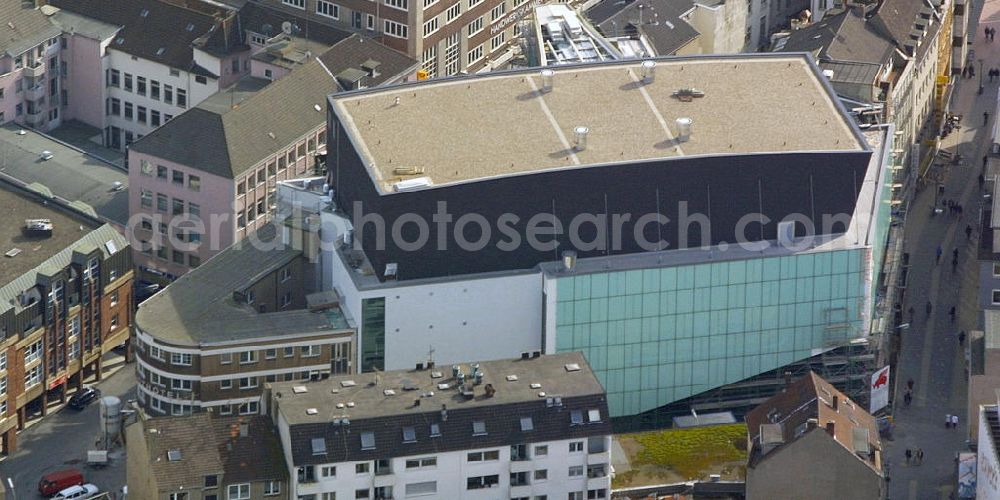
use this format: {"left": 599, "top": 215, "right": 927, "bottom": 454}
{"left": 886, "top": 1, "right": 998, "bottom": 497}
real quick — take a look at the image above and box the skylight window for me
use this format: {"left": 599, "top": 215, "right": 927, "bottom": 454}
{"left": 429, "top": 423, "right": 441, "bottom": 437}
{"left": 311, "top": 438, "right": 326, "bottom": 455}
{"left": 588, "top": 409, "right": 602, "bottom": 423}
{"left": 361, "top": 432, "right": 375, "bottom": 450}
{"left": 520, "top": 417, "right": 533, "bottom": 431}
{"left": 402, "top": 427, "right": 416, "bottom": 443}
{"left": 472, "top": 421, "right": 487, "bottom": 436}
{"left": 570, "top": 410, "right": 583, "bottom": 425}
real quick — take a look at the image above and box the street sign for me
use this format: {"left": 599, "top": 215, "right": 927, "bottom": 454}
{"left": 870, "top": 365, "right": 890, "bottom": 413}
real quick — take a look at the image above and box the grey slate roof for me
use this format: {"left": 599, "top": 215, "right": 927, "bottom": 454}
{"left": 49, "top": 0, "right": 240, "bottom": 72}
{"left": 274, "top": 352, "right": 611, "bottom": 466}
{"left": 871, "top": 0, "right": 932, "bottom": 47}
{"left": 589, "top": 0, "right": 701, "bottom": 55}
{"left": 318, "top": 34, "right": 418, "bottom": 87}
{"left": 777, "top": 9, "right": 895, "bottom": 65}
{"left": 140, "top": 413, "right": 287, "bottom": 492}
{"left": 130, "top": 58, "right": 336, "bottom": 179}
{"left": 134, "top": 224, "right": 349, "bottom": 346}
{"left": 238, "top": 0, "right": 350, "bottom": 45}
{"left": 0, "top": 0, "right": 62, "bottom": 57}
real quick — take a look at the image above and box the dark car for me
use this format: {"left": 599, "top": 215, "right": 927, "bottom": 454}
{"left": 134, "top": 280, "right": 161, "bottom": 304}
{"left": 68, "top": 387, "right": 101, "bottom": 410}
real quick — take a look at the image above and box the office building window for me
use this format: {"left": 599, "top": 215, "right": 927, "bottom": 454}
{"left": 384, "top": 20, "right": 408, "bottom": 39}
{"left": 317, "top": 0, "right": 340, "bottom": 18}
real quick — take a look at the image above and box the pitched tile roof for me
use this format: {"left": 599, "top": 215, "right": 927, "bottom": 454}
{"left": 130, "top": 58, "right": 334, "bottom": 178}
{"left": 870, "top": 0, "right": 940, "bottom": 60}
{"left": 238, "top": 0, "right": 351, "bottom": 46}
{"left": 274, "top": 352, "right": 611, "bottom": 466}
{"left": 0, "top": 0, "right": 62, "bottom": 57}
{"left": 318, "top": 34, "right": 418, "bottom": 87}
{"left": 139, "top": 413, "right": 287, "bottom": 492}
{"left": 49, "top": 0, "right": 240, "bottom": 72}
{"left": 777, "top": 9, "right": 895, "bottom": 65}
{"left": 745, "top": 371, "right": 882, "bottom": 473}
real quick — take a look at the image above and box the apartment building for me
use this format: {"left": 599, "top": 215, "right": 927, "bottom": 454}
{"left": 746, "top": 372, "right": 886, "bottom": 500}
{"left": 978, "top": 390, "right": 1000, "bottom": 499}
{"left": 0, "top": 1, "right": 66, "bottom": 131}
{"left": 127, "top": 37, "right": 413, "bottom": 279}
{"left": 133, "top": 222, "right": 355, "bottom": 417}
{"left": 243, "top": 0, "right": 522, "bottom": 77}
{"left": 126, "top": 412, "right": 289, "bottom": 500}
{"left": 48, "top": 0, "right": 250, "bottom": 150}
{"left": 287, "top": 54, "right": 896, "bottom": 423}
{"left": 267, "top": 352, "right": 612, "bottom": 500}
{"left": 0, "top": 183, "right": 133, "bottom": 455}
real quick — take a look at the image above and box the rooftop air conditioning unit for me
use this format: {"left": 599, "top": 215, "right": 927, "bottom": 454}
{"left": 393, "top": 177, "right": 433, "bottom": 192}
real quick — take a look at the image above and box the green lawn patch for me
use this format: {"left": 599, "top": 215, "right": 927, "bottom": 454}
{"left": 621, "top": 424, "right": 748, "bottom": 482}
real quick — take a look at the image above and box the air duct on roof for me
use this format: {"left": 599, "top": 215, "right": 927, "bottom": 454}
{"left": 675, "top": 117, "right": 693, "bottom": 142}
{"left": 641, "top": 60, "right": 656, "bottom": 83}
{"left": 573, "top": 126, "right": 589, "bottom": 151}
{"left": 540, "top": 69, "right": 554, "bottom": 93}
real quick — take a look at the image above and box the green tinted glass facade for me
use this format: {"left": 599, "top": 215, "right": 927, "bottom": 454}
{"left": 555, "top": 250, "right": 867, "bottom": 417}
{"left": 361, "top": 297, "right": 386, "bottom": 372}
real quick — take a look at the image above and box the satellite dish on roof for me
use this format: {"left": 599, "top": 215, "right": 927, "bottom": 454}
{"left": 281, "top": 21, "right": 293, "bottom": 34}
{"left": 261, "top": 23, "right": 273, "bottom": 36}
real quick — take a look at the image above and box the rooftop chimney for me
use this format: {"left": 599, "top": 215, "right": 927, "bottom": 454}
{"left": 806, "top": 418, "right": 818, "bottom": 430}
{"left": 832, "top": 395, "right": 839, "bottom": 412}
{"left": 826, "top": 421, "right": 835, "bottom": 437}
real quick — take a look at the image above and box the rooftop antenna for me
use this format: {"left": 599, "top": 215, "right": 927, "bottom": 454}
{"left": 427, "top": 345, "right": 435, "bottom": 365}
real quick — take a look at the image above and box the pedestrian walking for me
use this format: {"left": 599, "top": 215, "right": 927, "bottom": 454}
{"left": 960, "top": 330, "right": 966, "bottom": 345}
{"left": 906, "top": 448, "right": 912, "bottom": 463}
{"left": 986, "top": 26, "right": 991, "bottom": 40}
{"left": 947, "top": 414, "right": 953, "bottom": 428}
{"left": 904, "top": 389, "right": 912, "bottom": 406}
{"left": 950, "top": 306, "right": 957, "bottom": 321}
{"left": 972, "top": 65, "right": 977, "bottom": 78}
{"left": 952, "top": 415, "right": 960, "bottom": 427}
{"left": 936, "top": 245, "right": 943, "bottom": 263}
{"left": 953, "top": 256, "right": 959, "bottom": 272}
{"left": 926, "top": 301, "right": 933, "bottom": 316}
{"left": 908, "top": 378, "right": 915, "bottom": 390}
{"left": 917, "top": 448, "right": 924, "bottom": 464}
{"left": 954, "top": 247, "right": 960, "bottom": 259}
{"left": 986, "top": 111, "right": 991, "bottom": 126}
{"left": 968, "top": 224, "right": 974, "bottom": 239}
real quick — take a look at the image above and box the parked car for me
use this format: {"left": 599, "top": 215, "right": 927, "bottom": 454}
{"left": 68, "top": 387, "right": 101, "bottom": 410}
{"left": 134, "top": 280, "right": 161, "bottom": 303}
{"left": 52, "top": 483, "right": 99, "bottom": 499}
{"left": 38, "top": 469, "right": 84, "bottom": 496}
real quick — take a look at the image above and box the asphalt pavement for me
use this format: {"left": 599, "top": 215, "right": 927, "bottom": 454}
{"left": 886, "top": 2, "right": 996, "bottom": 498}
{"left": 0, "top": 365, "right": 135, "bottom": 499}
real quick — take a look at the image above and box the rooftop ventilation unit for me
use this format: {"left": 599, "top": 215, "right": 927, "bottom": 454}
{"left": 561, "top": 250, "right": 577, "bottom": 272}
{"left": 540, "top": 69, "right": 554, "bottom": 93}
{"left": 675, "top": 117, "right": 693, "bottom": 143}
{"left": 393, "top": 176, "right": 433, "bottom": 192}
{"left": 641, "top": 60, "right": 656, "bottom": 83}
{"left": 573, "top": 126, "right": 589, "bottom": 151}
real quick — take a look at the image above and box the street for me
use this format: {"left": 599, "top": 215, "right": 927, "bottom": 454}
{"left": 0, "top": 366, "right": 135, "bottom": 499}
{"left": 886, "top": 0, "right": 996, "bottom": 497}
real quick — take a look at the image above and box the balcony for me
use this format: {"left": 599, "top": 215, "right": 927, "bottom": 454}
{"left": 25, "top": 84, "right": 45, "bottom": 101}
{"left": 25, "top": 108, "right": 46, "bottom": 127}
{"left": 23, "top": 62, "right": 44, "bottom": 78}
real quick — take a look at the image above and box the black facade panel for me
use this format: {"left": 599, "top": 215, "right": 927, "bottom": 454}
{"left": 331, "top": 120, "right": 872, "bottom": 281}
